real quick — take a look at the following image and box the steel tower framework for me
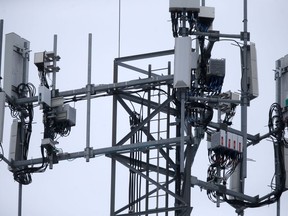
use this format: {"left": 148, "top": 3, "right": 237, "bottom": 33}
{"left": 0, "top": 0, "right": 287, "bottom": 216}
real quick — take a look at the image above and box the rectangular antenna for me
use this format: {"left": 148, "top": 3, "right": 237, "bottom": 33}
{"left": 0, "top": 92, "right": 5, "bottom": 143}
{"left": 3, "top": 33, "right": 30, "bottom": 99}
{"left": 8, "top": 119, "right": 21, "bottom": 170}
{"left": 241, "top": 42, "right": 259, "bottom": 100}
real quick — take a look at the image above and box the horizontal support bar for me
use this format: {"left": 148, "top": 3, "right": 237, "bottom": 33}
{"left": 191, "top": 176, "right": 259, "bottom": 203}
{"left": 114, "top": 49, "right": 174, "bottom": 63}
{"left": 191, "top": 31, "right": 242, "bottom": 39}
{"left": 208, "top": 122, "right": 259, "bottom": 142}
{"left": 15, "top": 75, "right": 173, "bottom": 105}
{"left": 12, "top": 136, "right": 190, "bottom": 168}
{"left": 117, "top": 206, "right": 189, "bottom": 216}
{"left": 117, "top": 62, "right": 159, "bottom": 77}
{"left": 107, "top": 154, "right": 175, "bottom": 177}
{"left": 120, "top": 93, "right": 177, "bottom": 116}
{"left": 189, "top": 96, "right": 241, "bottom": 105}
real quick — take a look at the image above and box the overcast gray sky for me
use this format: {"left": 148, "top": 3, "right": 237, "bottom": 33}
{"left": 1, "top": 0, "right": 288, "bottom": 215}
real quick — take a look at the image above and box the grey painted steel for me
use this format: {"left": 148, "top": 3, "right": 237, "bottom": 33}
{"left": 0, "top": 20, "right": 3, "bottom": 83}
{"left": 120, "top": 93, "right": 177, "bottom": 116}
{"left": 110, "top": 61, "right": 118, "bottom": 216}
{"left": 117, "top": 206, "right": 188, "bottom": 216}
{"left": 115, "top": 96, "right": 174, "bottom": 146}
{"left": 15, "top": 75, "right": 174, "bottom": 105}
{"left": 109, "top": 154, "right": 175, "bottom": 178}
{"left": 145, "top": 64, "right": 152, "bottom": 215}
{"left": 209, "top": 122, "right": 259, "bottom": 142}
{"left": 240, "top": 4, "right": 249, "bottom": 216}
{"left": 116, "top": 94, "right": 177, "bottom": 171}
{"left": 117, "top": 62, "right": 159, "bottom": 77}
{"left": 165, "top": 62, "right": 172, "bottom": 216}
{"left": 191, "top": 31, "right": 241, "bottom": 39}
{"left": 52, "top": 35, "right": 57, "bottom": 91}
{"left": 18, "top": 184, "right": 22, "bottom": 216}
{"left": 191, "top": 176, "right": 258, "bottom": 203}
{"left": 117, "top": 0, "right": 121, "bottom": 58}
{"left": 0, "top": 154, "right": 11, "bottom": 166}
{"left": 2, "top": 5, "right": 276, "bottom": 212}
{"left": 85, "top": 33, "right": 92, "bottom": 162}
{"left": 180, "top": 91, "right": 185, "bottom": 173}
{"left": 114, "top": 178, "right": 176, "bottom": 215}
{"left": 237, "top": 2, "right": 249, "bottom": 215}
{"left": 114, "top": 49, "right": 174, "bottom": 63}
{"left": 202, "top": 0, "right": 205, "bottom": 6}
{"left": 189, "top": 96, "right": 241, "bottom": 105}
{"left": 114, "top": 154, "right": 187, "bottom": 206}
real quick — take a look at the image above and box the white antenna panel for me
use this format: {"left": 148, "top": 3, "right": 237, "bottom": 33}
{"left": 0, "top": 92, "right": 5, "bottom": 143}
{"left": 3, "top": 33, "right": 30, "bottom": 99}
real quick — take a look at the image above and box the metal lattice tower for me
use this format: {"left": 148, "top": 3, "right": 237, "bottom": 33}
{"left": 0, "top": 1, "right": 288, "bottom": 216}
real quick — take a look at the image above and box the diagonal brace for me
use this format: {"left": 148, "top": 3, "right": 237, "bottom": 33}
{"left": 116, "top": 96, "right": 174, "bottom": 146}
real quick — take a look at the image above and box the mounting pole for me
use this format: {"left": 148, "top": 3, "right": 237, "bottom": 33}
{"left": 0, "top": 19, "right": 3, "bottom": 85}
{"left": 85, "top": 33, "right": 92, "bottom": 162}
{"left": 110, "top": 60, "right": 118, "bottom": 216}
{"left": 52, "top": 34, "right": 57, "bottom": 93}
{"left": 201, "top": 0, "right": 205, "bottom": 6}
{"left": 18, "top": 183, "right": 22, "bottom": 216}
{"left": 180, "top": 90, "right": 185, "bottom": 173}
{"left": 240, "top": 0, "right": 249, "bottom": 215}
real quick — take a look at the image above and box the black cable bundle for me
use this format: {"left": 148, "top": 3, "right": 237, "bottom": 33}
{"left": 8, "top": 83, "right": 48, "bottom": 185}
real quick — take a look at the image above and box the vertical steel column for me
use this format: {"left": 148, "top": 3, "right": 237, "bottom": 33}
{"left": 18, "top": 183, "right": 22, "bottom": 216}
{"left": 85, "top": 33, "right": 92, "bottom": 162}
{"left": 118, "top": 0, "right": 121, "bottom": 58}
{"left": 165, "top": 62, "right": 171, "bottom": 216}
{"left": 277, "top": 199, "right": 281, "bottom": 216}
{"left": 17, "top": 33, "right": 30, "bottom": 216}
{"left": 112, "top": 1, "right": 121, "bottom": 211}
{"left": 275, "top": 57, "right": 282, "bottom": 216}
{"left": 145, "top": 64, "right": 152, "bottom": 215}
{"left": 52, "top": 35, "right": 57, "bottom": 92}
{"left": 110, "top": 60, "right": 118, "bottom": 216}
{"left": 23, "top": 42, "right": 29, "bottom": 84}
{"left": 180, "top": 90, "right": 185, "bottom": 173}
{"left": 240, "top": 0, "right": 249, "bottom": 215}
{"left": 275, "top": 69, "right": 281, "bottom": 106}
{"left": 175, "top": 91, "right": 182, "bottom": 216}
{"left": 0, "top": 20, "right": 3, "bottom": 83}
{"left": 156, "top": 81, "right": 161, "bottom": 215}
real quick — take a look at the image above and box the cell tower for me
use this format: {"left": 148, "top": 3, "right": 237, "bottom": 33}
{"left": 0, "top": 1, "right": 288, "bottom": 216}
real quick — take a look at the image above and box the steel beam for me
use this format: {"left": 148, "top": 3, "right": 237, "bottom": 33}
{"left": 15, "top": 75, "right": 174, "bottom": 105}
{"left": 116, "top": 96, "right": 174, "bottom": 146}
{"left": 12, "top": 137, "right": 189, "bottom": 167}
{"left": 117, "top": 206, "right": 188, "bottom": 216}
{"left": 116, "top": 95, "right": 177, "bottom": 171}
{"left": 120, "top": 93, "right": 177, "bottom": 116}
{"left": 114, "top": 178, "right": 176, "bottom": 215}
{"left": 191, "top": 176, "right": 258, "bottom": 203}
{"left": 117, "top": 62, "right": 159, "bottom": 77}
{"left": 113, "top": 154, "right": 187, "bottom": 206}
{"left": 115, "top": 49, "right": 174, "bottom": 63}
